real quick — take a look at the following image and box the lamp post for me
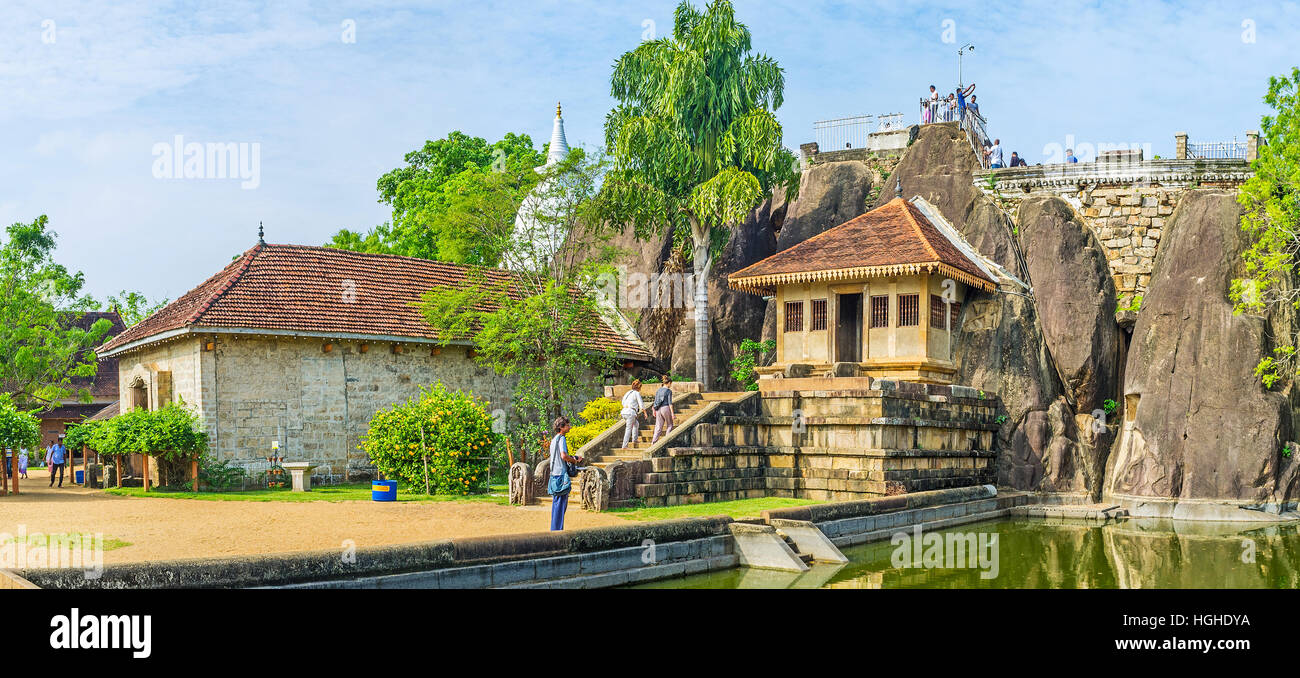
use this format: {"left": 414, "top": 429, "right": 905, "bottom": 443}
{"left": 958, "top": 43, "right": 975, "bottom": 88}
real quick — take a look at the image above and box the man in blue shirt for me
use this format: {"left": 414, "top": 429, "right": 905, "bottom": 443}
{"left": 47, "top": 438, "right": 67, "bottom": 487}
{"left": 1065, "top": 148, "right": 1079, "bottom": 163}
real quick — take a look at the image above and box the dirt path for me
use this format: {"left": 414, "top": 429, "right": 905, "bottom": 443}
{"left": 0, "top": 468, "right": 626, "bottom": 564}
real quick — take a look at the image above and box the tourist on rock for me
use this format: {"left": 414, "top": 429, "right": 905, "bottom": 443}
{"left": 620, "top": 379, "right": 645, "bottom": 448}
{"left": 547, "top": 416, "right": 582, "bottom": 531}
{"left": 926, "top": 85, "right": 939, "bottom": 122}
{"left": 987, "top": 139, "right": 1005, "bottom": 168}
{"left": 944, "top": 93, "right": 957, "bottom": 122}
{"left": 968, "top": 94, "right": 980, "bottom": 118}
{"left": 956, "top": 83, "right": 975, "bottom": 123}
{"left": 651, "top": 375, "right": 676, "bottom": 444}
{"left": 1010, "top": 151, "right": 1027, "bottom": 167}
{"left": 1066, "top": 148, "right": 1079, "bottom": 163}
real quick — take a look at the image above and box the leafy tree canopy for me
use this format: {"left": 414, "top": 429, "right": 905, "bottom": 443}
{"left": 1233, "top": 67, "right": 1300, "bottom": 387}
{"left": 0, "top": 216, "right": 112, "bottom": 408}
{"left": 328, "top": 131, "right": 546, "bottom": 265}
{"left": 102, "top": 290, "right": 169, "bottom": 327}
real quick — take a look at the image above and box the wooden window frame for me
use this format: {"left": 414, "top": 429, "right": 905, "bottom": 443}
{"left": 869, "top": 295, "right": 890, "bottom": 329}
{"left": 898, "top": 293, "right": 920, "bottom": 327}
{"left": 929, "top": 294, "right": 947, "bottom": 328}
{"left": 810, "top": 299, "right": 828, "bottom": 331}
{"left": 784, "top": 300, "right": 804, "bottom": 333}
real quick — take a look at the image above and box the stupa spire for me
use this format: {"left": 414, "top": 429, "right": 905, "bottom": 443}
{"left": 547, "top": 101, "right": 569, "bottom": 166}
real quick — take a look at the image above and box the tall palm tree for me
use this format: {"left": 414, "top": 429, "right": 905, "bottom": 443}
{"left": 600, "top": 0, "right": 799, "bottom": 387}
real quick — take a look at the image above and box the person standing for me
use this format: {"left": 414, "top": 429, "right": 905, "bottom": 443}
{"left": 547, "top": 416, "right": 582, "bottom": 531}
{"left": 956, "top": 83, "right": 975, "bottom": 123}
{"left": 651, "top": 376, "right": 676, "bottom": 444}
{"left": 1065, "top": 148, "right": 1079, "bottom": 163}
{"left": 620, "top": 379, "right": 645, "bottom": 448}
{"left": 47, "top": 438, "right": 67, "bottom": 487}
{"left": 988, "top": 139, "right": 1005, "bottom": 168}
{"left": 18, "top": 447, "right": 28, "bottom": 479}
{"left": 967, "top": 94, "right": 980, "bottom": 119}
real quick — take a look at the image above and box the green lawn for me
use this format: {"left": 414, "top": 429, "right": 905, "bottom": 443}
{"left": 104, "top": 482, "right": 510, "bottom": 505}
{"left": 1, "top": 532, "right": 131, "bottom": 551}
{"left": 609, "top": 497, "right": 821, "bottom": 521}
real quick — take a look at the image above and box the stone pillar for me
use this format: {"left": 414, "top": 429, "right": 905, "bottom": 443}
{"left": 1246, "top": 131, "right": 1259, "bottom": 163}
{"left": 1174, "top": 132, "right": 1188, "bottom": 160}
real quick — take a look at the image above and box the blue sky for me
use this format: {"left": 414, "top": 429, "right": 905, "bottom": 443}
{"left": 1, "top": 0, "right": 1297, "bottom": 303}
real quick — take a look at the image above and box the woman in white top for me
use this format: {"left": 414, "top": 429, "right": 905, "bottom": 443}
{"left": 620, "top": 379, "right": 645, "bottom": 448}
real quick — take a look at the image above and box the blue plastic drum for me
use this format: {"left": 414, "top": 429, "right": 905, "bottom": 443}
{"left": 371, "top": 480, "right": 398, "bottom": 501}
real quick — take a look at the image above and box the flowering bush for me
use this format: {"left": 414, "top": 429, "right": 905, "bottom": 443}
{"left": 361, "top": 382, "right": 499, "bottom": 495}
{"left": 0, "top": 394, "right": 40, "bottom": 450}
{"left": 567, "top": 396, "right": 621, "bottom": 450}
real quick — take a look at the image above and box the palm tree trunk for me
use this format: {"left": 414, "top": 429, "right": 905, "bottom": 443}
{"left": 690, "top": 216, "right": 711, "bottom": 389}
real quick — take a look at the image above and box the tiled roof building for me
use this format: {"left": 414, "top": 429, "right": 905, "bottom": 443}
{"left": 100, "top": 242, "right": 648, "bottom": 483}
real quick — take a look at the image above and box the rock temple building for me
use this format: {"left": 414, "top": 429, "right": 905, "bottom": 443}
{"left": 729, "top": 195, "right": 1000, "bottom": 384}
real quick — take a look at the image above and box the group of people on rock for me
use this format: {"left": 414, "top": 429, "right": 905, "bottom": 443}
{"left": 921, "top": 83, "right": 980, "bottom": 125}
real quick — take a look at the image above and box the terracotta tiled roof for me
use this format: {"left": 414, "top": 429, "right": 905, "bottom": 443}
{"left": 38, "top": 403, "right": 112, "bottom": 421}
{"left": 98, "top": 244, "right": 650, "bottom": 360}
{"left": 729, "top": 198, "right": 997, "bottom": 294}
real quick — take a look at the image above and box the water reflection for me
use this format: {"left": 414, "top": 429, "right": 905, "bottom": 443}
{"left": 630, "top": 518, "right": 1300, "bottom": 589}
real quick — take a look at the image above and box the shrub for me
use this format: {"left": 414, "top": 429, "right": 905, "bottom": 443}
{"left": 567, "top": 397, "right": 622, "bottom": 450}
{"left": 64, "top": 420, "right": 102, "bottom": 452}
{"left": 361, "top": 382, "right": 499, "bottom": 495}
{"left": 91, "top": 402, "right": 207, "bottom": 462}
{"left": 198, "top": 453, "right": 248, "bottom": 491}
{"left": 730, "top": 338, "right": 775, "bottom": 391}
{"left": 0, "top": 395, "right": 40, "bottom": 450}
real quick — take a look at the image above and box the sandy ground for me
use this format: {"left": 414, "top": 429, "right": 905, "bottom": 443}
{"left": 0, "top": 467, "right": 626, "bottom": 564}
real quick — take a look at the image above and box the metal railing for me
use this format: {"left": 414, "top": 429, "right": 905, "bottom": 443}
{"left": 813, "top": 113, "right": 908, "bottom": 151}
{"left": 814, "top": 114, "right": 875, "bottom": 151}
{"left": 920, "top": 97, "right": 960, "bottom": 125}
{"left": 963, "top": 109, "right": 990, "bottom": 169}
{"left": 1188, "top": 140, "right": 1247, "bottom": 159}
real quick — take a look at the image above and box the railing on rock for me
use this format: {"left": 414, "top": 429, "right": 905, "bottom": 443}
{"left": 813, "top": 112, "right": 907, "bottom": 151}
{"left": 1188, "top": 140, "right": 1247, "bottom": 160}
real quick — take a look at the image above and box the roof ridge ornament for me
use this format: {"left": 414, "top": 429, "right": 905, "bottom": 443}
{"left": 896, "top": 178, "right": 903, "bottom": 199}
{"left": 258, "top": 221, "right": 265, "bottom": 245}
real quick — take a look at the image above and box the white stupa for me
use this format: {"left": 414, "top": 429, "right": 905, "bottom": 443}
{"left": 511, "top": 102, "right": 570, "bottom": 269}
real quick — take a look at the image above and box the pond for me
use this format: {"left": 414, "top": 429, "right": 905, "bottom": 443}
{"left": 629, "top": 518, "right": 1300, "bottom": 589}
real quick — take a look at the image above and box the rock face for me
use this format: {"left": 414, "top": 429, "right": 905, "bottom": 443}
{"left": 875, "top": 121, "right": 982, "bottom": 229}
{"left": 777, "top": 160, "right": 874, "bottom": 250}
{"left": 1019, "top": 196, "right": 1120, "bottom": 414}
{"left": 1104, "top": 190, "right": 1300, "bottom": 514}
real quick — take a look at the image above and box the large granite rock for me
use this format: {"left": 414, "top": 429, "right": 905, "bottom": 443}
{"left": 875, "top": 121, "right": 982, "bottom": 229}
{"left": 777, "top": 160, "right": 873, "bottom": 250}
{"left": 1104, "top": 190, "right": 1300, "bottom": 516}
{"left": 1019, "top": 196, "right": 1120, "bottom": 414}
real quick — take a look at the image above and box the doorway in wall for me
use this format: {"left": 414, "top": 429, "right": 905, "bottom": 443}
{"left": 836, "top": 293, "right": 863, "bottom": 363}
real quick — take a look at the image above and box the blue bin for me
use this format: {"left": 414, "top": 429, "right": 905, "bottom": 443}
{"left": 371, "top": 480, "right": 398, "bottom": 501}
{"left": 75, "top": 470, "right": 85, "bottom": 484}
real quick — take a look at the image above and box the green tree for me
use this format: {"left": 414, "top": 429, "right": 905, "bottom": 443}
{"left": 329, "top": 131, "right": 546, "bottom": 264}
{"left": 1233, "top": 67, "right": 1300, "bottom": 387}
{"left": 420, "top": 149, "right": 623, "bottom": 458}
{"left": 0, "top": 216, "right": 112, "bottom": 407}
{"left": 103, "top": 290, "right": 169, "bottom": 327}
{"left": 598, "top": 0, "right": 800, "bottom": 387}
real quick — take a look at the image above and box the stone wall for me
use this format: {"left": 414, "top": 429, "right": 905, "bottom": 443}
{"left": 117, "top": 335, "right": 545, "bottom": 483}
{"left": 973, "top": 157, "right": 1251, "bottom": 306}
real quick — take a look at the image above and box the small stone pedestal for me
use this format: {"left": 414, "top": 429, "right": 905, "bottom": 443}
{"left": 283, "top": 462, "right": 318, "bottom": 492}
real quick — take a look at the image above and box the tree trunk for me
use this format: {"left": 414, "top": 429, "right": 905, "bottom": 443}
{"left": 690, "top": 216, "right": 712, "bottom": 390}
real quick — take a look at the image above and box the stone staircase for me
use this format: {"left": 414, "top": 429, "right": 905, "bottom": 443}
{"left": 586, "top": 392, "right": 744, "bottom": 469}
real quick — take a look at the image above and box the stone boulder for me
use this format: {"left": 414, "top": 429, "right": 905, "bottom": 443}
{"left": 875, "top": 121, "right": 982, "bottom": 229}
{"left": 1104, "top": 190, "right": 1300, "bottom": 515}
{"left": 1018, "top": 196, "right": 1120, "bottom": 414}
{"left": 777, "top": 160, "right": 873, "bottom": 251}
